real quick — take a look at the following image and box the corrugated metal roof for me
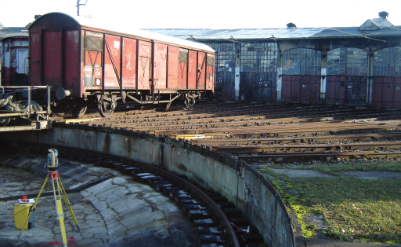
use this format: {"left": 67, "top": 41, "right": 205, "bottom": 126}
{"left": 145, "top": 25, "right": 401, "bottom": 41}
{"left": 0, "top": 27, "right": 28, "bottom": 41}
{"left": 311, "top": 26, "right": 401, "bottom": 38}
{"left": 144, "top": 28, "right": 325, "bottom": 40}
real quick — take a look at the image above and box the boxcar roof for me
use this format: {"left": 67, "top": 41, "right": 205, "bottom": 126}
{"left": 0, "top": 27, "right": 28, "bottom": 41}
{"left": 30, "top": 12, "right": 214, "bottom": 53}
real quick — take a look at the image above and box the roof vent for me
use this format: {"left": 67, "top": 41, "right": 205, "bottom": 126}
{"left": 378, "top": 11, "right": 389, "bottom": 19}
{"left": 286, "top": 22, "right": 297, "bottom": 29}
{"left": 34, "top": 15, "right": 42, "bottom": 20}
{"left": 359, "top": 11, "right": 393, "bottom": 31}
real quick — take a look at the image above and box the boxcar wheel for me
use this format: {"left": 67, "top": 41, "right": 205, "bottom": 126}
{"left": 98, "top": 100, "right": 116, "bottom": 117}
{"left": 76, "top": 106, "right": 87, "bottom": 117}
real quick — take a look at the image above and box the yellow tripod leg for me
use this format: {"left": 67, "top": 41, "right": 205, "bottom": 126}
{"left": 58, "top": 177, "right": 80, "bottom": 232}
{"left": 53, "top": 178, "right": 68, "bottom": 247}
{"left": 17, "top": 175, "right": 49, "bottom": 241}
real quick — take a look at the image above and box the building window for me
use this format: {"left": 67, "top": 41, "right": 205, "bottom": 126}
{"left": 374, "top": 46, "right": 401, "bottom": 77}
{"left": 240, "top": 42, "right": 277, "bottom": 73}
{"left": 282, "top": 48, "right": 321, "bottom": 75}
{"left": 327, "top": 48, "right": 368, "bottom": 76}
{"left": 213, "top": 43, "right": 236, "bottom": 73}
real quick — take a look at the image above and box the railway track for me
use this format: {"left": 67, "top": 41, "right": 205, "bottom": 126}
{"left": 53, "top": 103, "right": 401, "bottom": 163}
{"left": 0, "top": 144, "right": 270, "bottom": 247}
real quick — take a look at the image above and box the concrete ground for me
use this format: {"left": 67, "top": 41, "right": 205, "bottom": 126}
{"left": 0, "top": 154, "right": 199, "bottom": 247}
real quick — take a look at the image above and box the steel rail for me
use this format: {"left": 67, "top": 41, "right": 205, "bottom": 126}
{"left": 237, "top": 151, "right": 401, "bottom": 161}
{"left": 189, "top": 132, "right": 401, "bottom": 146}
{"left": 213, "top": 141, "right": 401, "bottom": 154}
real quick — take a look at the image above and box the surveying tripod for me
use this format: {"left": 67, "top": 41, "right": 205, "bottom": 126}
{"left": 18, "top": 149, "right": 80, "bottom": 247}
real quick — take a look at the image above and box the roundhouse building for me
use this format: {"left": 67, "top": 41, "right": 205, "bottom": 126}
{"left": 146, "top": 11, "right": 401, "bottom": 108}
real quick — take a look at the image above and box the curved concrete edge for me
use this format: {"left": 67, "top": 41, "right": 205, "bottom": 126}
{"left": 0, "top": 125, "right": 295, "bottom": 247}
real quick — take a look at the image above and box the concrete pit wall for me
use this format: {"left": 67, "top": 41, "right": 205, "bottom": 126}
{"left": 0, "top": 126, "right": 294, "bottom": 247}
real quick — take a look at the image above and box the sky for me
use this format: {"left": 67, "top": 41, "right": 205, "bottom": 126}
{"left": 1, "top": 0, "right": 401, "bottom": 29}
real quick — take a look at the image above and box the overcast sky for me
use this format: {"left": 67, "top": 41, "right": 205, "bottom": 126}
{"left": 1, "top": 0, "right": 401, "bottom": 29}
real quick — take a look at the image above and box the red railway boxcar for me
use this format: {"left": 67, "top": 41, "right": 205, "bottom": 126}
{"left": 28, "top": 12, "right": 215, "bottom": 116}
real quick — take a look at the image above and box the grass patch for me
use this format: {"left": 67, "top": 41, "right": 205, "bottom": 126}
{"left": 292, "top": 176, "right": 401, "bottom": 243}
{"left": 292, "top": 204, "right": 316, "bottom": 238}
{"left": 259, "top": 167, "right": 401, "bottom": 244}
{"left": 259, "top": 168, "right": 316, "bottom": 238}
{"left": 298, "top": 161, "right": 401, "bottom": 175}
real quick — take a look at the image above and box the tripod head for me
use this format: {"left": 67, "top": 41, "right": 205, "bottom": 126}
{"left": 45, "top": 149, "right": 58, "bottom": 171}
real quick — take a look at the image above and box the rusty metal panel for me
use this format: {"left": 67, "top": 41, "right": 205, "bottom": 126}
{"left": 43, "top": 32, "right": 62, "bottom": 87}
{"left": 382, "top": 79, "right": 394, "bottom": 108}
{"left": 345, "top": 76, "right": 367, "bottom": 105}
{"left": 122, "top": 37, "right": 137, "bottom": 88}
{"left": 167, "top": 46, "right": 179, "bottom": 89}
{"left": 197, "top": 52, "right": 206, "bottom": 89}
{"left": 283, "top": 75, "right": 320, "bottom": 104}
{"left": 178, "top": 49, "right": 187, "bottom": 89}
{"left": 326, "top": 76, "right": 346, "bottom": 105}
{"left": 65, "top": 30, "right": 80, "bottom": 90}
{"left": 372, "top": 78, "right": 384, "bottom": 107}
{"left": 394, "top": 78, "right": 401, "bottom": 108}
{"left": 138, "top": 41, "right": 151, "bottom": 90}
{"left": 310, "top": 79, "right": 320, "bottom": 104}
{"left": 300, "top": 75, "right": 320, "bottom": 104}
{"left": 373, "top": 77, "right": 399, "bottom": 108}
{"left": 154, "top": 43, "right": 167, "bottom": 90}
{"left": 291, "top": 76, "right": 301, "bottom": 103}
{"left": 206, "top": 54, "right": 214, "bottom": 90}
{"left": 104, "top": 34, "right": 121, "bottom": 88}
{"left": 282, "top": 75, "right": 301, "bottom": 103}
{"left": 300, "top": 76, "right": 311, "bottom": 104}
{"left": 188, "top": 50, "right": 197, "bottom": 89}
{"left": 281, "top": 75, "right": 293, "bottom": 103}
{"left": 326, "top": 76, "right": 336, "bottom": 104}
